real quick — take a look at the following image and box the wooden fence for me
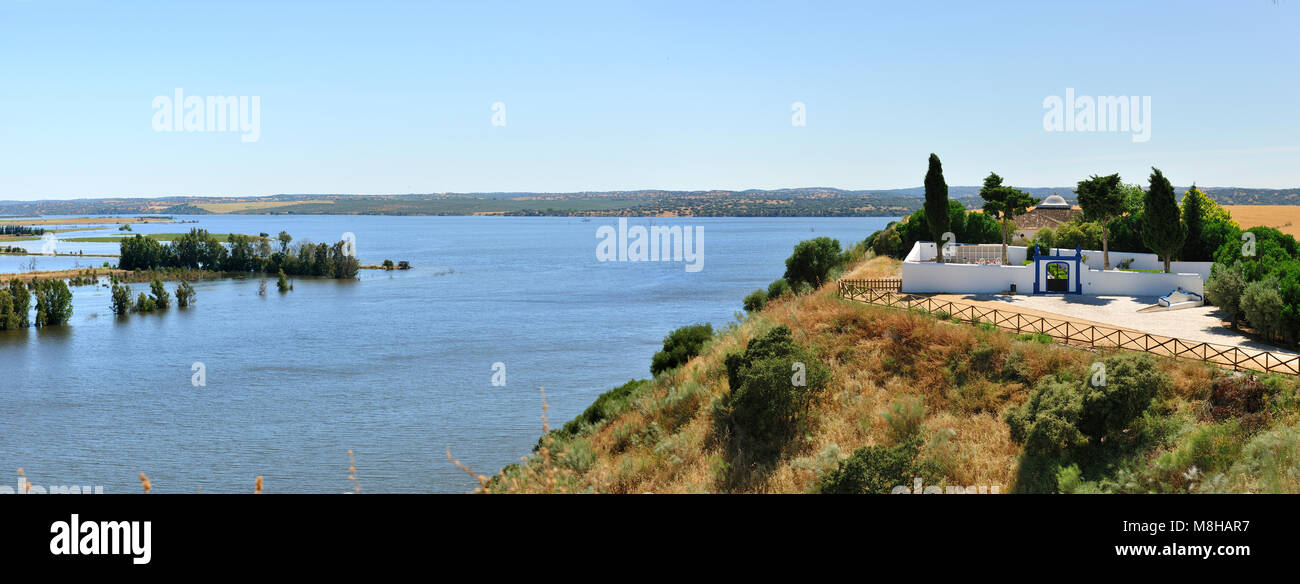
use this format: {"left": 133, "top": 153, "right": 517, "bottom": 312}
{"left": 837, "top": 279, "right": 1300, "bottom": 376}
{"left": 845, "top": 277, "right": 902, "bottom": 292}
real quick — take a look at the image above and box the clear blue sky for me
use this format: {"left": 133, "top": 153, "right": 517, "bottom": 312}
{"left": 1, "top": 0, "right": 1297, "bottom": 200}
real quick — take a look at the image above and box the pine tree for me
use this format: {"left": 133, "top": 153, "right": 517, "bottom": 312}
{"left": 1075, "top": 173, "right": 1126, "bottom": 269}
{"left": 980, "top": 172, "right": 1040, "bottom": 264}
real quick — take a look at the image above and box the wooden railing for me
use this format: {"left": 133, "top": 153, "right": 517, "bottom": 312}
{"left": 837, "top": 280, "right": 1300, "bottom": 376}
{"left": 841, "top": 277, "right": 901, "bottom": 292}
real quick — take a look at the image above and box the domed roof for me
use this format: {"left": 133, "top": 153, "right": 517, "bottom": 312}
{"left": 1038, "top": 194, "right": 1070, "bottom": 209}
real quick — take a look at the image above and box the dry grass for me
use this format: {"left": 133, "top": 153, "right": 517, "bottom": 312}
{"left": 841, "top": 254, "right": 901, "bottom": 280}
{"left": 0, "top": 217, "right": 170, "bottom": 226}
{"left": 480, "top": 249, "right": 1278, "bottom": 494}
{"left": 194, "top": 200, "right": 334, "bottom": 213}
{"left": 0, "top": 268, "right": 126, "bottom": 283}
{"left": 1224, "top": 205, "right": 1300, "bottom": 238}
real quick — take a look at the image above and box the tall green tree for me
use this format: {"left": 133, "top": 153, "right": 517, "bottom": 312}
{"left": 8, "top": 280, "right": 30, "bottom": 328}
{"left": 978, "top": 172, "right": 1039, "bottom": 264}
{"left": 1179, "top": 186, "right": 1234, "bottom": 262}
{"left": 923, "top": 153, "right": 950, "bottom": 263}
{"left": 110, "top": 283, "right": 132, "bottom": 316}
{"left": 1141, "top": 168, "right": 1187, "bottom": 273}
{"left": 1075, "top": 173, "right": 1126, "bottom": 269}
{"left": 34, "top": 279, "right": 73, "bottom": 327}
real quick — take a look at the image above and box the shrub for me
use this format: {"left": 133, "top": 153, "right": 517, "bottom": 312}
{"left": 783, "top": 237, "right": 845, "bottom": 290}
{"left": 767, "top": 278, "right": 792, "bottom": 301}
{"left": 817, "top": 438, "right": 923, "bottom": 494}
{"left": 1241, "top": 277, "right": 1287, "bottom": 342}
{"left": 718, "top": 325, "right": 830, "bottom": 463}
{"left": 1204, "top": 261, "right": 1247, "bottom": 327}
{"left": 150, "top": 279, "right": 171, "bottom": 309}
{"left": 1169, "top": 420, "right": 1243, "bottom": 476}
{"left": 1015, "top": 332, "right": 1053, "bottom": 344}
{"left": 1229, "top": 424, "right": 1300, "bottom": 493}
{"left": 742, "top": 289, "right": 767, "bottom": 313}
{"left": 276, "top": 269, "right": 291, "bottom": 293}
{"left": 650, "top": 323, "right": 714, "bottom": 376}
{"left": 1208, "top": 374, "right": 1269, "bottom": 430}
{"left": 134, "top": 292, "right": 156, "bottom": 313}
{"left": 111, "top": 283, "right": 132, "bottom": 315}
{"left": 1076, "top": 353, "right": 1168, "bottom": 442}
{"left": 1006, "top": 353, "right": 1167, "bottom": 456}
{"left": 880, "top": 396, "right": 926, "bottom": 444}
{"left": 1005, "top": 377, "right": 1088, "bottom": 456}
{"left": 174, "top": 281, "right": 196, "bottom": 308}
{"left": 871, "top": 227, "right": 901, "bottom": 257}
{"left": 556, "top": 379, "right": 650, "bottom": 439}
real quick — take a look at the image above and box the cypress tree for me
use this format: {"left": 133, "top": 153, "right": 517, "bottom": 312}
{"left": 924, "top": 153, "right": 950, "bottom": 263}
{"left": 1180, "top": 185, "right": 1207, "bottom": 261}
{"left": 1141, "top": 168, "right": 1187, "bottom": 273}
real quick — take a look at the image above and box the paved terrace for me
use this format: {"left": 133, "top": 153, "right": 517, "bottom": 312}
{"left": 930, "top": 293, "right": 1296, "bottom": 356}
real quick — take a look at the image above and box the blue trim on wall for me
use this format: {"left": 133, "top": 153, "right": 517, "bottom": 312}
{"left": 1032, "top": 244, "right": 1083, "bottom": 295}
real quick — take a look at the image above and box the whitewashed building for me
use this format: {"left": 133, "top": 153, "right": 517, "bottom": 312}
{"left": 900, "top": 241, "right": 1212, "bottom": 297}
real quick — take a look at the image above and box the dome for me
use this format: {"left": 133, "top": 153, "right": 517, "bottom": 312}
{"left": 1038, "top": 194, "right": 1070, "bottom": 209}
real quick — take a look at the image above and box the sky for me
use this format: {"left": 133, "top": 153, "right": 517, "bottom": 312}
{"left": 1, "top": 0, "right": 1298, "bottom": 200}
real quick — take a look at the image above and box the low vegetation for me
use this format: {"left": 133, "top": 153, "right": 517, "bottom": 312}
{"left": 467, "top": 239, "right": 1300, "bottom": 493}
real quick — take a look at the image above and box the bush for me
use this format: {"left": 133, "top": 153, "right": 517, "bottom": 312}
{"left": 881, "top": 396, "right": 926, "bottom": 444}
{"left": 742, "top": 289, "right": 767, "bottom": 313}
{"left": 783, "top": 237, "right": 845, "bottom": 290}
{"left": 1241, "top": 277, "right": 1286, "bottom": 342}
{"left": 150, "top": 279, "right": 171, "bottom": 309}
{"left": 650, "top": 323, "right": 714, "bottom": 376}
{"left": 1005, "top": 377, "right": 1088, "bottom": 456}
{"left": 1006, "top": 353, "right": 1167, "bottom": 456}
{"left": 1076, "top": 353, "right": 1168, "bottom": 442}
{"left": 111, "top": 283, "right": 132, "bottom": 315}
{"left": 1229, "top": 424, "right": 1300, "bottom": 493}
{"left": 817, "top": 439, "right": 922, "bottom": 494}
{"left": 134, "top": 292, "right": 156, "bottom": 313}
{"left": 871, "top": 227, "right": 901, "bottom": 257}
{"left": 767, "top": 278, "right": 792, "bottom": 301}
{"left": 557, "top": 379, "right": 651, "bottom": 439}
{"left": 1204, "top": 261, "right": 1247, "bottom": 327}
{"left": 174, "top": 281, "right": 196, "bottom": 308}
{"left": 717, "top": 326, "right": 830, "bottom": 463}
{"left": 1169, "top": 420, "right": 1243, "bottom": 476}
{"left": 1208, "top": 374, "right": 1269, "bottom": 430}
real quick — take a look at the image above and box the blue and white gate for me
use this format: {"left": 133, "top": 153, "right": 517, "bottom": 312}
{"left": 1032, "top": 244, "right": 1082, "bottom": 295}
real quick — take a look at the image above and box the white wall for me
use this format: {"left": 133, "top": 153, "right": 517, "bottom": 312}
{"left": 902, "top": 261, "right": 1034, "bottom": 294}
{"left": 1082, "top": 269, "right": 1204, "bottom": 297}
{"left": 899, "top": 241, "right": 1211, "bottom": 296}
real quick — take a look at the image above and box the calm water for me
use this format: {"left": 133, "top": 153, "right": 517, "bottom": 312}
{"left": 0, "top": 215, "right": 893, "bottom": 493}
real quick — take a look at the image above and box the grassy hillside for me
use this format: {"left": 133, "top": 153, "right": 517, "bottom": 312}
{"left": 468, "top": 255, "right": 1300, "bottom": 494}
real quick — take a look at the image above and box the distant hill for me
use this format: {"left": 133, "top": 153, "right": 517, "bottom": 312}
{"left": 2, "top": 186, "right": 1297, "bottom": 218}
